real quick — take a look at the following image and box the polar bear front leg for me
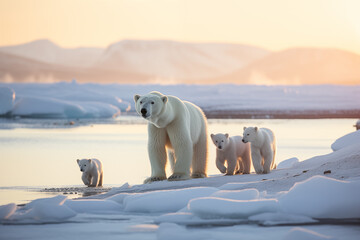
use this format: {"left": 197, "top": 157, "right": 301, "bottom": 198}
{"left": 225, "top": 155, "right": 237, "bottom": 175}
{"left": 167, "top": 128, "right": 192, "bottom": 181}
{"left": 216, "top": 157, "right": 227, "bottom": 174}
{"left": 145, "top": 125, "right": 167, "bottom": 183}
{"left": 251, "top": 148, "right": 264, "bottom": 174}
{"left": 82, "top": 173, "right": 90, "bottom": 186}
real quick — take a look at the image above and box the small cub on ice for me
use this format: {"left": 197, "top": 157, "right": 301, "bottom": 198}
{"left": 242, "top": 127, "right": 276, "bottom": 174}
{"left": 211, "top": 133, "right": 251, "bottom": 175}
{"left": 77, "top": 158, "right": 103, "bottom": 187}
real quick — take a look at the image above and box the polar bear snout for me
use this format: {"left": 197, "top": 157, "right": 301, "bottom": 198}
{"left": 242, "top": 139, "right": 247, "bottom": 143}
{"left": 141, "top": 108, "right": 147, "bottom": 116}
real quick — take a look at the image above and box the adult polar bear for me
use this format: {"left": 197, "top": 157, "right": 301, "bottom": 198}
{"left": 134, "top": 91, "right": 208, "bottom": 183}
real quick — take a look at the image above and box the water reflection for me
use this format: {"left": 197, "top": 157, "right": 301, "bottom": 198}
{"left": 0, "top": 117, "right": 356, "bottom": 204}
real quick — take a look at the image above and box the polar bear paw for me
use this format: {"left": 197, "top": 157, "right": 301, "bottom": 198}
{"left": 144, "top": 176, "right": 167, "bottom": 184}
{"left": 191, "top": 172, "right": 207, "bottom": 178}
{"left": 168, "top": 173, "right": 190, "bottom": 181}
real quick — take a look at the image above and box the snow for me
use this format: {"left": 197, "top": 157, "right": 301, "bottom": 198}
{"left": 122, "top": 187, "right": 218, "bottom": 213}
{"left": 9, "top": 196, "right": 76, "bottom": 223}
{"left": 277, "top": 157, "right": 299, "bottom": 169}
{"left": 0, "top": 82, "right": 359, "bottom": 119}
{"left": 0, "top": 87, "right": 15, "bottom": 114}
{"left": 283, "top": 227, "right": 338, "bottom": 240}
{"left": 279, "top": 176, "right": 360, "bottom": 218}
{"left": 1, "top": 121, "right": 360, "bottom": 238}
{"left": 331, "top": 130, "right": 360, "bottom": 151}
{"left": 189, "top": 198, "right": 279, "bottom": 219}
{"left": 0, "top": 203, "right": 16, "bottom": 220}
{"left": 65, "top": 199, "right": 122, "bottom": 214}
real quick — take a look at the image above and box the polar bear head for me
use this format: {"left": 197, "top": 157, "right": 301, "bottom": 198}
{"left": 211, "top": 133, "right": 230, "bottom": 151}
{"left": 134, "top": 91, "right": 168, "bottom": 120}
{"left": 242, "top": 127, "right": 258, "bottom": 143}
{"left": 77, "top": 159, "right": 92, "bottom": 173}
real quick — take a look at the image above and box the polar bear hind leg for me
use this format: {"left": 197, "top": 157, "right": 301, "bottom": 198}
{"left": 98, "top": 173, "right": 103, "bottom": 187}
{"left": 191, "top": 128, "right": 208, "bottom": 178}
{"left": 168, "top": 149, "right": 176, "bottom": 172}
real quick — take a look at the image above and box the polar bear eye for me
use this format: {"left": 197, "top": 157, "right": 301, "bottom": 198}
{"left": 215, "top": 141, "right": 218, "bottom": 143}
{"left": 221, "top": 140, "right": 224, "bottom": 142}
{"left": 140, "top": 101, "right": 143, "bottom": 104}
{"left": 151, "top": 101, "right": 155, "bottom": 104}
{"left": 247, "top": 134, "right": 249, "bottom": 136}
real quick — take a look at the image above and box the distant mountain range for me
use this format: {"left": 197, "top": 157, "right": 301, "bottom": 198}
{"left": 1, "top": 39, "right": 359, "bottom": 84}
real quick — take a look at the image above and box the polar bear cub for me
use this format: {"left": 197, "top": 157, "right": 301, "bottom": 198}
{"left": 77, "top": 158, "right": 103, "bottom": 187}
{"left": 211, "top": 133, "right": 251, "bottom": 175}
{"left": 242, "top": 127, "right": 276, "bottom": 174}
{"left": 134, "top": 91, "right": 208, "bottom": 183}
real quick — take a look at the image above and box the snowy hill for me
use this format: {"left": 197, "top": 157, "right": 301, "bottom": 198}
{"left": 209, "top": 48, "right": 360, "bottom": 85}
{"left": 0, "top": 39, "right": 102, "bottom": 68}
{"left": 1, "top": 40, "right": 360, "bottom": 84}
{"left": 0, "top": 39, "right": 269, "bottom": 83}
{"left": 95, "top": 40, "right": 269, "bottom": 80}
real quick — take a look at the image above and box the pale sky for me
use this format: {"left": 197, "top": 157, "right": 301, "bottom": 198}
{"left": 1, "top": 0, "right": 360, "bottom": 54}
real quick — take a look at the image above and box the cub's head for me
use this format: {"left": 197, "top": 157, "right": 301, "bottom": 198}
{"left": 134, "top": 92, "right": 168, "bottom": 120}
{"left": 242, "top": 127, "right": 258, "bottom": 143}
{"left": 77, "top": 159, "right": 92, "bottom": 172}
{"left": 210, "top": 133, "right": 230, "bottom": 151}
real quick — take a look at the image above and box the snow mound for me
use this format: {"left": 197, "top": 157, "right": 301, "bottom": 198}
{"left": 210, "top": 188, "right": 260, "bottom": 200}
{"left": 283, "top": 227, "right": 338, "bottom": 240}
{"left": 188, "top": 198, "right": 279, "bottom": 219}
{"left": 249, "top": 212, "right": 317, "bottom": 225}
{"left": 12, "top": 96, "right": 120, "bottom": 119}
{"left": 277, "top": 157, "right": 299, "bottom": 169}
{"left": 123, "top": 187, "right": 218, "bottom": 213}
{"left": 0, "top": 87, "right": 15, "bottom": 115}
{"left": 0, "top": 203, "right": 17, "bottom": 220}
{"left": 331, "top": 130, "right": 360, "bottom": 151}
{"left": 279, "top": 175, "right": 360, "bottom": 218}
{"left": 3, "top": 195, "right": 76, "bottom": 223}
{"left": 65, "top": 199, "right": 122, "bottom": 213}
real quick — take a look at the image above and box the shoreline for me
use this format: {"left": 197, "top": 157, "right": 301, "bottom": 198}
{"left": 203, "top": 109, "right": 360, "bottom": 119}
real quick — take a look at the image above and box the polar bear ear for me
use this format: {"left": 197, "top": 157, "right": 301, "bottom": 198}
{"left": 255, "top": 127, "right": 258, "bottom": 132}
{"left": 243, "top": 127, "right": 246, "bottom": 131}
{"left": 76, "top": 159, "right": 80, "bottom": 164}
{"left": 210, "top": 134, "right": 214, "bottom": 140}
{"left": 225, "top": 133, "right": 229, "bottom": 138}
{"left": 134, "top": 94, "right": 141, "bottom": 103}
{"left": 161, "top": 96, "right": 168, "bottom": 104}
{"left": 88, "top": 159, "right": 92, "bottom": 163}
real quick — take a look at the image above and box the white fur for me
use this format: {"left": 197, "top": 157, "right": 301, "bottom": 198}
{"left": 242, "top": 127, "right": 276, "bottom": 174}
{"left": 211, "top": 133, "right": 251, "bottom": 175}
{"left": 77, "top": 158, "right": 103, "bottom": 187}
{"left": 134, "top": 91, "right": 208, "bottom": 183}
